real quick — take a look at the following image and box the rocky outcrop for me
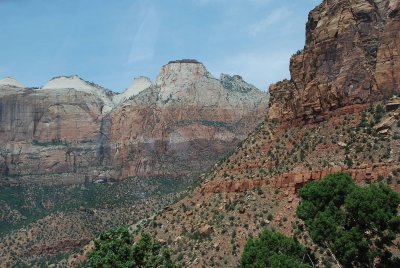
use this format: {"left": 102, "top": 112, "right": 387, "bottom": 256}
{"left": 200, "top": 162, "right": 399, "bottom": 194}
{"left": 269, "top": 0, "right": 400, "bottom": 123}
{"left": 0, "top": 61, "right": 268, "bottom": 182}
{"left": 27, "top": 239, "right": 89, "bottom": 256}
{"left": 107, "top": 61, "right": 269, "bottom": 178}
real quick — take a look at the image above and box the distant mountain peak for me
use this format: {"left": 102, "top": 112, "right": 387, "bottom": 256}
{"left": 43, "top": 75, "right": 105, "bottom": 91}
{"left": 41, "top": 75, "right": 114, "bottom": 113}
{"left": 113, "top": 76, "right": 152, "bottom": 104}
{"left": 151, "top": 60, "right": 267, "bottom": 107}
{"left": 0, "top": 77, "right": 25, "bottom": 88}
{"left": 156, "top": 60, "right": 212, "bottom": 87}
{"left": 219, "top": 74, "right": 259, "bottom": 93}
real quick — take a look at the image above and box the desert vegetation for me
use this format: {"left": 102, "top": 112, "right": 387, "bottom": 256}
{"left": 88, "top": 227, "right": 178, "bottom": 268}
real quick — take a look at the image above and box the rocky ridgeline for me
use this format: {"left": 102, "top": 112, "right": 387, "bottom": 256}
{"left": 269, "top": 0, "right": 400, "bottom": 123}
{"left": 0, "top": 61, "right": 268, "bottom": 183}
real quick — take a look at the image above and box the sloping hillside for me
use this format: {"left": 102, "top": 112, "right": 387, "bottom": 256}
{"left": 110, "top": 1, "right": 400, "bottom": 267}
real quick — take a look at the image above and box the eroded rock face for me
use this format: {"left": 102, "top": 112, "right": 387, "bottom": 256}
{"left": 0, "top": 85, "right": 105, "bottom": 178}
{"left": 0, "top": 62, "right": 268, "bottom": 182}
{"left": 107, "top": 61, "right": 269, "bottom": 179}
{"left": 269, "top": 0, "right": 400, "bottom": 123}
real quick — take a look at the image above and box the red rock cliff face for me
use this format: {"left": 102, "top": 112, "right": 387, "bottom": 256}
{"left": 0, "top": 86, "right": 104, "bottom": 178}
{"left": 0, "top": 63, "right": 268, "bottom": 183}
{"left": 269, "top": 0, "right": 400, "bottom": 123}
{"left": 106, "top": 62, "right": 269, "bottom": 179}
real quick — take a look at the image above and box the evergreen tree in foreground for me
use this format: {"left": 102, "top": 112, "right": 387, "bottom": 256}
{"left": 297, "top": 173, "right": 400, "bottom": 267}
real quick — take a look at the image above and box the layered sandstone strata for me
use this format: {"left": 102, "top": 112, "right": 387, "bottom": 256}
{"left": 0, "top": 62, "right": 268, "bottom": 182}
{"left": 107, "top": 60, "right": 269, "bottom": 178}
{"left": 0, "top": 81, "right": 106, "bottom": 178}
{"left": 269, "top": 0, "right": 400, "bottom": 123}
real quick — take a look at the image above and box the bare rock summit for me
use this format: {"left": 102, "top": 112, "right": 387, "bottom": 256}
{"left": 0, "top": 77, "right": 25, "bottom": 88}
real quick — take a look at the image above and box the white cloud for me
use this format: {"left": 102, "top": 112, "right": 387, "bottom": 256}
{"left": 127, "top": 3, "right": 159, "bottom": 63}
{"left": 249, "top": 8, "right": 293, "bottom": 36}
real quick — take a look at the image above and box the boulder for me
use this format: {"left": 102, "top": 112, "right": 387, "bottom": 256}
{"left": 199, "top": 225, "right": 213, "bottom": 236}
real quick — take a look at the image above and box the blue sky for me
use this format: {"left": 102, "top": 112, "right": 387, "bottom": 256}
{"left": 0, "top": 0, "right": 321, "bottom": 92}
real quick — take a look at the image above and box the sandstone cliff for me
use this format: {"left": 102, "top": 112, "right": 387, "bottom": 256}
{"left": 107, "top": 61, "right": 268, "bottom": 178}
{"left": 269, "top": 0, "right": 400, "bottom": 123}
{"left": 0, "top": 79, "right": 106, "bottom": 178}
{"left": 0, "top": 63, "right": 268, "bottom": 183}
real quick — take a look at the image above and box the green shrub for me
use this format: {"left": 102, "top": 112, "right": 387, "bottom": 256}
{"left": 240, "top": 229, "right": 310, "bottom": 268}
{"left": 374, "top": 104, "right": 385, "bottom": 123}
{"left": 87, "top": 227, "right": 178, "bottom": 268}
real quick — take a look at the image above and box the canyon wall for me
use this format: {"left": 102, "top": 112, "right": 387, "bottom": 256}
{"left": 0, "top": 61, "right": 268, "bottom": 183}
{"left": 0, "top": 85, "right": 104, "bottom": 178}
{"left": 269, "top": 0, "right": 400, "bottom": 123}
{"left": 107, "top": 61, "right": 268, "bottom": 178}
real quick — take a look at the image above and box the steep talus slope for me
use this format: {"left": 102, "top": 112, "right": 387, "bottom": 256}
{"left": 269, "top": 0, "right": 400, "bottom": 123}
{"left": 103, "top": 61, "right": 268, "bottom": 179}
{"left": 126, "top": 101, "right": 400, "bottom": 267}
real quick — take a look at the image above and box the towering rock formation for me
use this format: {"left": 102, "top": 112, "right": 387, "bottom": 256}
{"left": 0, "top": 77, "right": 109, "bottom": 179}
{"left": 269, "top": 0, "right": 400, "bottom": 123}
{"left": 0, "top": 61, "right": 268, "bottom": 183}
{"left": 108, "top": 60, "right": 268, "bottom": 178}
